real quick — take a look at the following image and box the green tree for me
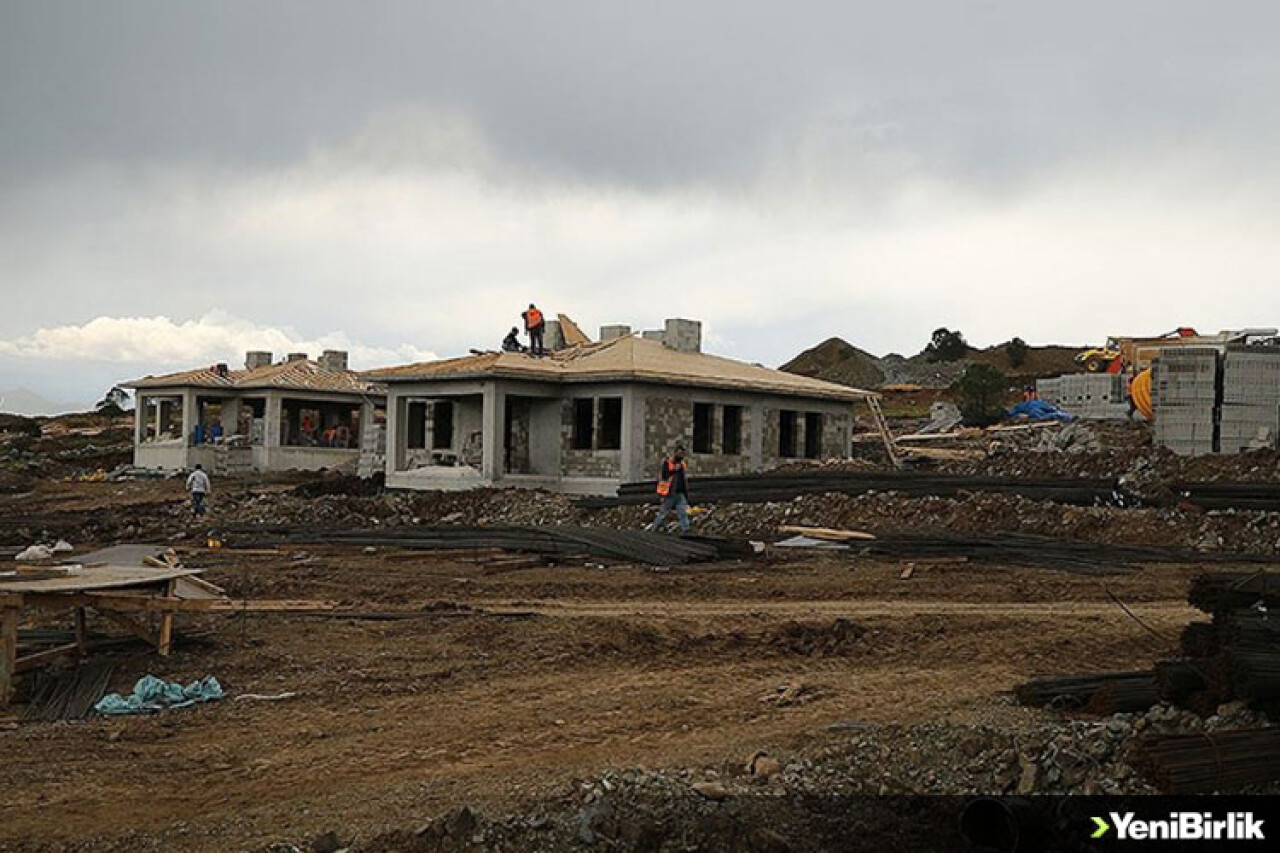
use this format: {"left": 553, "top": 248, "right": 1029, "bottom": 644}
{"left": 95, "top": 386, "right": 130, "bottom": 416}
{"left": 924, "top": 327, "right": 968, "bottom": 362}
{"left": 952, "top": 363, "right": 1008, "bottom": 427}
{"left": 1007, "top": 337, "right": 1029, "bottom": 368}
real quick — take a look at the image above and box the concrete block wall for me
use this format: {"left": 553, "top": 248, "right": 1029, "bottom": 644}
{"left": 1035, "top": 374, "right": 1129, "bottom": 420}
{"left": 1152, "top": 348, "right": 1220, "bottom": 456}
{"left": 1219, "top": 347, "right": 1280, "bottom": 453}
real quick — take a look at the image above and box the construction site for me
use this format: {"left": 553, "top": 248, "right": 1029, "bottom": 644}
{"left": 3, "top": 320, "right": 1280, "bottom": 852}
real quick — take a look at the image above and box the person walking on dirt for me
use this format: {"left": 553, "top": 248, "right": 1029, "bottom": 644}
{"left": 522, "top": 303, "right": 546, "bottom": 356}
{"left": 186, "top": 463, "right": 211, "bottom": 518}
{"left": 647, "top": 445, "right": 691, "bottom": 534}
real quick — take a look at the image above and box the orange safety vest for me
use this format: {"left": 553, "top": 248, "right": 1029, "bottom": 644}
{"left": 526, "top": 308, "right": 544, "bottom": 328}
{"left": 656, "top": 458, "right": 686, "bottom": 496}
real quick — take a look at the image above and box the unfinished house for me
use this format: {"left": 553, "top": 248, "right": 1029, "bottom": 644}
{"left": 125, "top": 351, "right": 386, "bottom": 474}
{"left": 365, "top": 319, "right": 875, "bottom": 495}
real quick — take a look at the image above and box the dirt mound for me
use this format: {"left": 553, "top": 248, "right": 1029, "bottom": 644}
{"left": 780, "top": 337, "right": 885, "bottom": 389}
{"left": 781, "top": 337, "right": 1086, "bottom": 390}
{"left": 970, "top": 342, "right": 1082, "bottom": 378}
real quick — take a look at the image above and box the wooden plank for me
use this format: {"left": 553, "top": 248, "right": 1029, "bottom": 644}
{"left": 0, "top": 604, "right": 17, "bottom": 708}
{"left": 173, "top": 575, "right": 226, "bottom": 599}
{"left": 0, "top": 565, "right": 201, "bottom": 594}
{"left": 778, "top": 525, "right": 877, "bottom": 542}
{"left": 158, "top": 579, "right": 176, "bottom": 656}
{"left": 74, "top": 607, "right": 87, "bottom": 657}
{"left": 16, "top": 643, "right": 81, "bottom": 673}
{"left": 100, "top": 611, "right": 159, "bottom": 647}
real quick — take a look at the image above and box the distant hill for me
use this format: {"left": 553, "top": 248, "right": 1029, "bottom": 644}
{"left": 780, "top": 338, "right": 1085, "bottom": 389}
{"left": 0, "top": 387, "right": 85, "bottom": 416}
{"left": 780, "top": 338, "right": 885, "bottom": 390}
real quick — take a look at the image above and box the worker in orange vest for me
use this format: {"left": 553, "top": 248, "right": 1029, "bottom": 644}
{"left": 522, "top": 304, "right": 546, "bottom": 356}
{"left": 647, "top": 445, "right": 691, "bottom": 534}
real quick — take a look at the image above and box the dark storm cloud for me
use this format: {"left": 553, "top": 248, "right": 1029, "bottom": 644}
{"left": 4, "top": 1, "right": 1280, "bottom": 189}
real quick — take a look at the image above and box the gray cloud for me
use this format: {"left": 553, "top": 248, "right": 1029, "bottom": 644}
{"left": 3, "top": 2, "right": 1280, "bottom": 401}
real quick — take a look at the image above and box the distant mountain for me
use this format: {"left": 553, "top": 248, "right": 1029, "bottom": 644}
{"left": 0, "top": 387, "right": 86, "bottom": 416}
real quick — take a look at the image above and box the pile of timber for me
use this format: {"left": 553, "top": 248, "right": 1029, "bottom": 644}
{"left": 219, "top": 525, "right": 742, "bottom": 566}
{"left": 1137, "top": 727, "right": 1280, "bottom": 794}
{"left": 579, "top": 471, "right": 1128, "bottom": 509}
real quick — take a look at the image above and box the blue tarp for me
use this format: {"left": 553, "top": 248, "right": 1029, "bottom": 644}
{"left": 1007, "top": 399, "right": 1075, "bottom": 422}
{"left": 94, "top": 675, "right": 224, "bottom": 715}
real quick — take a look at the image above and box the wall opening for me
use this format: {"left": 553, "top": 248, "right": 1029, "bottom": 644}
{"left": 572, "top": 398, "right": 595, "bottom": 450}
{"left": 407, "top": 402, "right": 427, "bottom": 449}
{"left": 722, "top": 405, "right": 743, "bottom": 455}
{"left": 431, "top": 400, "right": 455, "bottom": 450}
{"left": 804, "top": 412, "right": 823, "bottom": 459}
{"left": 281, "top": 399, "right": 361, "bottom": 448}
{"left": 779, "top": 410, "right": 798, "bottom": 458}
{"left": 598, "top": 397, "right": 623, "bottom": 450}
{"left": 692, "top": 403, "right": 714, "bottom": 453}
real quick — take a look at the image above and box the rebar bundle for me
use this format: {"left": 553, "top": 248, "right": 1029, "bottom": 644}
{"left": 1014, "top": 671, "right": 1156, "bottom": 711}
{"left": 1138, "top": 727, "right": 1280, "bottom": 793}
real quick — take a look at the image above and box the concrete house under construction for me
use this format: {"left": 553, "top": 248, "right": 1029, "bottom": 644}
{"left": 125, "top": 351, "right": 386, "bottom": 475}
{"left": 364, "top": 319, "right": 875, "bottom": 495}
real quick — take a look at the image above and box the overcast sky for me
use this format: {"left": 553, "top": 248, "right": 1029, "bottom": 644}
{"left": 3, "top": 1, "right": 1279, "bottom": 408}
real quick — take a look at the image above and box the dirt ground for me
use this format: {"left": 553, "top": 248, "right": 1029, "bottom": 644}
{"left": 1, "top": 525, "right": 1212, "bottom": 851}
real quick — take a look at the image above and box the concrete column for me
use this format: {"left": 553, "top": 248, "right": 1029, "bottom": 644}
{"left": 620, "top": 387, "right": 637, "bottom": 481}
{"left": 154, "top": 398, "right": 164, "bottom": 438}
{"left": 263, "top": 393, "right": 282, "bottom": 468}
{"left": 181, "top": 389, "right": 197, "bottom": 448}
{"left": 385, "top": 392, "right": 402, "bottom": 474}
{"left": 749, "top": 403, "right": 766, "bottom": 470}
{"left": 133, "top": 394, "right": 146, "bottom": 450}
{"left": 221, "top": 397, "right": 242, "bottom": 438}
{"left": 480, "top": 382, "right": 505, "bottom": 482}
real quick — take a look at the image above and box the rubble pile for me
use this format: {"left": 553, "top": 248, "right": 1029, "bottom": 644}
{"left": 352, "top": 703, "right": 1274, "bottom": 852}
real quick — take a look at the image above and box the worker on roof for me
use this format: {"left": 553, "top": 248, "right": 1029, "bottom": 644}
{"left": 522, "top": 303, "right": 546, "bottom": 356}
{"left": 502, "top": 326, "right": 527, "bottom": 354}
{"left": 647, "top": 444, "right": 691, "bottom": 534}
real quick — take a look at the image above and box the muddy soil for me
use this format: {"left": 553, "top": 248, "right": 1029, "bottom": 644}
{"left": 1, "top": 536, "right": 1214, "bottom": 851}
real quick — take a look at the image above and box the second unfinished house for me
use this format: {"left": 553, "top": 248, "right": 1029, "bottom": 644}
{"left": 365, "top": 319, "right": 874, "bottom": 495}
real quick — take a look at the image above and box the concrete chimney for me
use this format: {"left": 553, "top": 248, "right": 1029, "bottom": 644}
{"left": 663, "top": 318, "right": 702, "bottom": 353}
{"left": 245, "top": 351, "right": 273, "bottom": 370}
{"left": 319, "top": 350, "right": 349, "bottom": 372}
{"left": 599, "top": 324, "right": 632, "bottom": 342}
{"left": 641, "top": 330, "right": 665, "bottom": 341}
{"left": 543, "top": 319, "right": 565, "bottom": 351}
{"left": 286, "top": 352, "right": 308, "bottom": 363}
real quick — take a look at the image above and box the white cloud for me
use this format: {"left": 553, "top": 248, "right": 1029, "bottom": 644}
{"left": 0, "top": 310, "right": 437, "bottom": 370}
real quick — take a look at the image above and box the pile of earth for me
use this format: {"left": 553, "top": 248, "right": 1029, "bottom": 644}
{"left": 345, "top": 703, "right": 1271, "bottom": 853}
{"left": 781, "top": 336, "right": 1084, "bottom": 390}
{"left": 0, "top": 411, "right": 133, "bottom": 479}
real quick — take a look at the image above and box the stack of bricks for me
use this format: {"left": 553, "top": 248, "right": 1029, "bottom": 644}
{"left": 1219, "top": 347, "right": 1280, "bottom": 454}
{"left": 1035, "top": 374, "right": 1130, "bottom": 420}
{"left": 1151, "top": 348, "right": 1220, "bottom": 456}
